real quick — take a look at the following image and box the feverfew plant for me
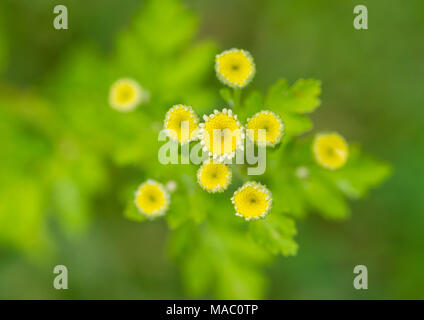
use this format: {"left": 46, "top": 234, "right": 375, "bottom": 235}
{"left": 0, "top": 0, "right": 391, "bottom": 299}
{"left": 125, "top": 43, "right": 391, "bottom": 298}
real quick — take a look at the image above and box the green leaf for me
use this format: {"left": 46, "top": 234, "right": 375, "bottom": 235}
{"left": 265, "top": 79, "right": 321, "bottom": 140}
{"left": 302, "top": 174, "right": 350, "bottom": 220}
{"left": 273, "top": 179, "right": 307, "bottom": 219}
{"left": 249, "top": 214, "right": 298, "bottom": 256}
{"left": 266, "top": 78, "right": 321, "bottom": 113}
{"left": 170, "top": 223, "right": 269, "bottom": 299}
{"left": 280, "top": 112, "right": 313, "bottom": 139}
{"left": 270, "top": 139, "right": 390, "bottom": 221}
{"left": 166, "top": 180, "right": 209, "bottom": 229}
{"left": 323, "top": 145, "right": 392, "bottom": 199}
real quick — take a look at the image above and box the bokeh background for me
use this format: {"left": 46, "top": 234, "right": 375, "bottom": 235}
{"left": 0, "top": 0, "right": 423, "bottom": 299}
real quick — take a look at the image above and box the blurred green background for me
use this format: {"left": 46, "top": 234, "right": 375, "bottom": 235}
{"left": 0, "top": 0, "right": 423, "bottom": 299}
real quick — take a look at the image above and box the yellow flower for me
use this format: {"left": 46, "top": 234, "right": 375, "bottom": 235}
{"left": 109, "top": 78, "right": 148, "bottom": 112}
{"left": 134, "top": 180, "right": 169, "bottom": 218}
{"left": 231, "top": 182, "right": 272, "bottom": 221}
{"left": 164, "top": 105, "right": 199, "bottom": 144}
{"left": 215, "top": 49, "right": 255, "bottom": 88}
{"left": 246, "top": 110, "right": 284, "bottom": 146}
{"left": 199, "top": 108, "right": 244, "bottom": 161}
{"left": 197, "top": 160, "right": 232, "bottom": 193}
{"left": 313, "top": 132, "right": 349, "bottom": 170}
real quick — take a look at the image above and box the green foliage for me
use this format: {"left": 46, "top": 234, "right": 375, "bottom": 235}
{"left": 265, "top": 79, "right": 321, "bottom": 141}
{"left": 323, "top": 145, "right": 392, "bottom": 200}
{"left": 267, "top": 79, "right": 321, "bottom": 113}
{"left": 238, "top": 79, "right": 321, "bottom": 142}
{"left": 0, "top": 0, "right": 391, "bottom": 299}
{"left": 0, "top": 88, "right": 51, "bottom": 253}
{"left": 249, "top": 215, "right": 298, "bottom": 256}
{"left": 0, "top": 0, "right": 215, "bottom": 251}
{"left": 139, "top": 68, "right": 387, "bottom": 298}
{"left": 169, "top": 222, "right": 270, "bottom": 299}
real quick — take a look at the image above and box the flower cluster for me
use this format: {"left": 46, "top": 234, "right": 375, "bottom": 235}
{"left": 154, "top": 49, "right": 279, "bottom": 220}
{"left": 127, "top": 48, "right": 350, "bottom": 221}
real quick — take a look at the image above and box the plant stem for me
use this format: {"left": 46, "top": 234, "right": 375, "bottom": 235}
{"left": 233, "top": 88, "right": 242, "bottom": 110}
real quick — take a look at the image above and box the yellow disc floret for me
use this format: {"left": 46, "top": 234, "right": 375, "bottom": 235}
{"left": 109, "top": 78, "right": 148, "bottom": 112}
{"left": 197, "top": 160, "right": 232, "bottom": 193}
{"left": 199, "top": 108, "right": 244, "bottom": 162}
{"left": 215, "top": 49, "right": 255, "bottom": 88}
{"left": 246, "top": 110, "right": 284, "bottom": 146}
{"left": 134, "top": 180, "right": 169, "bottom": 218}
{"left": 313, "top": 132, "right": 349, "bottom": 170}
{"left": 231, "top": 182, "right": 272, "bottom": 221}
{"left": 164, "top": 105, "right": 199, "bottom": 144}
